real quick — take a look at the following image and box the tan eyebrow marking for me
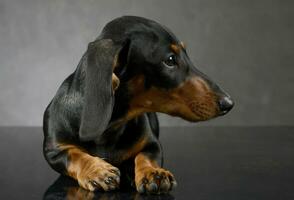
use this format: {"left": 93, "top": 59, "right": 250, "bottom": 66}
{"left": 170, "top": 44, "right": 181, "bottom": 54}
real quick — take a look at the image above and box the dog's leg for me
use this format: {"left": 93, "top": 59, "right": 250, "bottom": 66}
{"left": 59, "top": 144, "right": 121, "bottom": 191}
{"left": 44, "top": 143, "right": 120, "bottom": 191}
{"left": 134, "top": 152, "right": 177, "bottom": 194}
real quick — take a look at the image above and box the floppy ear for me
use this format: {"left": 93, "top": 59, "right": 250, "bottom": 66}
{"left": 79, "top": 39, "right": 128, "bottom": 141}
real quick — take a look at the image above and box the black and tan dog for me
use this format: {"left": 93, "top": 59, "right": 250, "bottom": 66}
{"left": 43, "top": 16, "right": 234, "bottom": 194}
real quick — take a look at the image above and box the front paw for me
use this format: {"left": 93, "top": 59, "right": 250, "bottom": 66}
{"left": 135, "top": 167, "right": 177, "bottom": 194}
{"left": 75, "top": 157, "right": 121, "bottom": 192}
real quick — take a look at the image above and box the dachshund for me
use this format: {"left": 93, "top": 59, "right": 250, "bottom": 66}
{"left": 43, "top": 16, "right": 234, "bottom": 194}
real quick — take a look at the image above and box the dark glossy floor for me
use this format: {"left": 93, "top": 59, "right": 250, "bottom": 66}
{"left": 0, "top": 127, "right": 294, "bottom": 200}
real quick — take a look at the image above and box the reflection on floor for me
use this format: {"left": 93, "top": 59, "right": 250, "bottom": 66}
{"left": 43, "top": 175, "right": 175, "bottom": 200}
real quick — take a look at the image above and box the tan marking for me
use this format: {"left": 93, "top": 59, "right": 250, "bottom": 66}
{"left": 58, "top": 144, "right": 100, "bottom": 179}
{"left": 58, "top": 143, "right": 119, "bottom": 191}
{"left": 180, "top": 41, "right": 186, "bottom": 49}
{"left": 134, "top": 153, "right": 176, "bottom": 193}
{"left": 135, "top": 153, "right": 159, "bottom": 179}
{"left": 111, "top": 52, "right": 120, "bottom": 91}
{"left": 170, "top": 44, "right": 181, "bottom": 54}
{"left": 112, "top": 53, "right": 119, "bottom": 70}
{"left": 112, "top": 73, "right": 120, "bottom": 91}
{"left": 121, "top": 136, "right": 148, "bottom": 161}
{"left": 135, "top": 154, "right": 158, "bottom": 172}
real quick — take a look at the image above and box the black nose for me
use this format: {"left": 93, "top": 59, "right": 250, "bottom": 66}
{"left": 218, "top": 96, "right": 234, "bottom": 115}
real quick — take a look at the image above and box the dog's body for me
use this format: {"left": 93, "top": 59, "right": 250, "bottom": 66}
{"left": 43, "top": 16, "right": 233, "bottom": 194}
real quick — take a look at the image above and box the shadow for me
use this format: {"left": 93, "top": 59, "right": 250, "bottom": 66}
{"left": 43, "top": 175, "right": 175, "bottom": 200}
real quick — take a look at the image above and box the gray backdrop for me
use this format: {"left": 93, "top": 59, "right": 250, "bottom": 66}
{"left": 0, "top": 0, "right": 293, "bottom": 127}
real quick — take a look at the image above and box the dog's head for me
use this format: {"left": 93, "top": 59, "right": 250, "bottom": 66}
{"left": 79, "top": 16, "right": 234, "bottom": 141}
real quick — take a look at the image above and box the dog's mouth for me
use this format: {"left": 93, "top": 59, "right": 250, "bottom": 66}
{"left": 187, "top": 101, "right": 218, "bottom": 121}
{"left": 171, "top": 97, "right": 232, "bottom": 122}
{"left": 163, "top": 94, "right": 233, "bottom": 122}
{"left": 185, "top": 94, "right": 234, "bottom": 121}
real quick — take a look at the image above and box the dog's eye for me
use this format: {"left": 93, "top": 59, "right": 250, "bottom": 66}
{"left": 163, "top": 54, "right": 177, "bottom": 68}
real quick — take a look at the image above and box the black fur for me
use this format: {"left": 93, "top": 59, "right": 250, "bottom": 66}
{"left": 43, "top": 16, "right": 232, "bottom": 189}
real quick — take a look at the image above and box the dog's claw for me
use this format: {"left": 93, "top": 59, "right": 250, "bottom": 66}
{"left": 138, "top": 184, "right": 145, "bottom": 193}
{"left": 110, "top": 169, "right": 120, "bottom": 176}
{"left": 148, "top": 182, "right": 159, "bottom": 193}
{"left": 170, "top": 180, "right": 177, "bottom": 190}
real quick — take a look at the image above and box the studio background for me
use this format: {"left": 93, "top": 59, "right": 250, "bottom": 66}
{"left": 0, "top": 0, "right": 293, "bottom": 127}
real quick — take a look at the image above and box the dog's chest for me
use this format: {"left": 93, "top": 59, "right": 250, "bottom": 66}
{"left": 94, "top": 133, "right": 150, "bottom": 165}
